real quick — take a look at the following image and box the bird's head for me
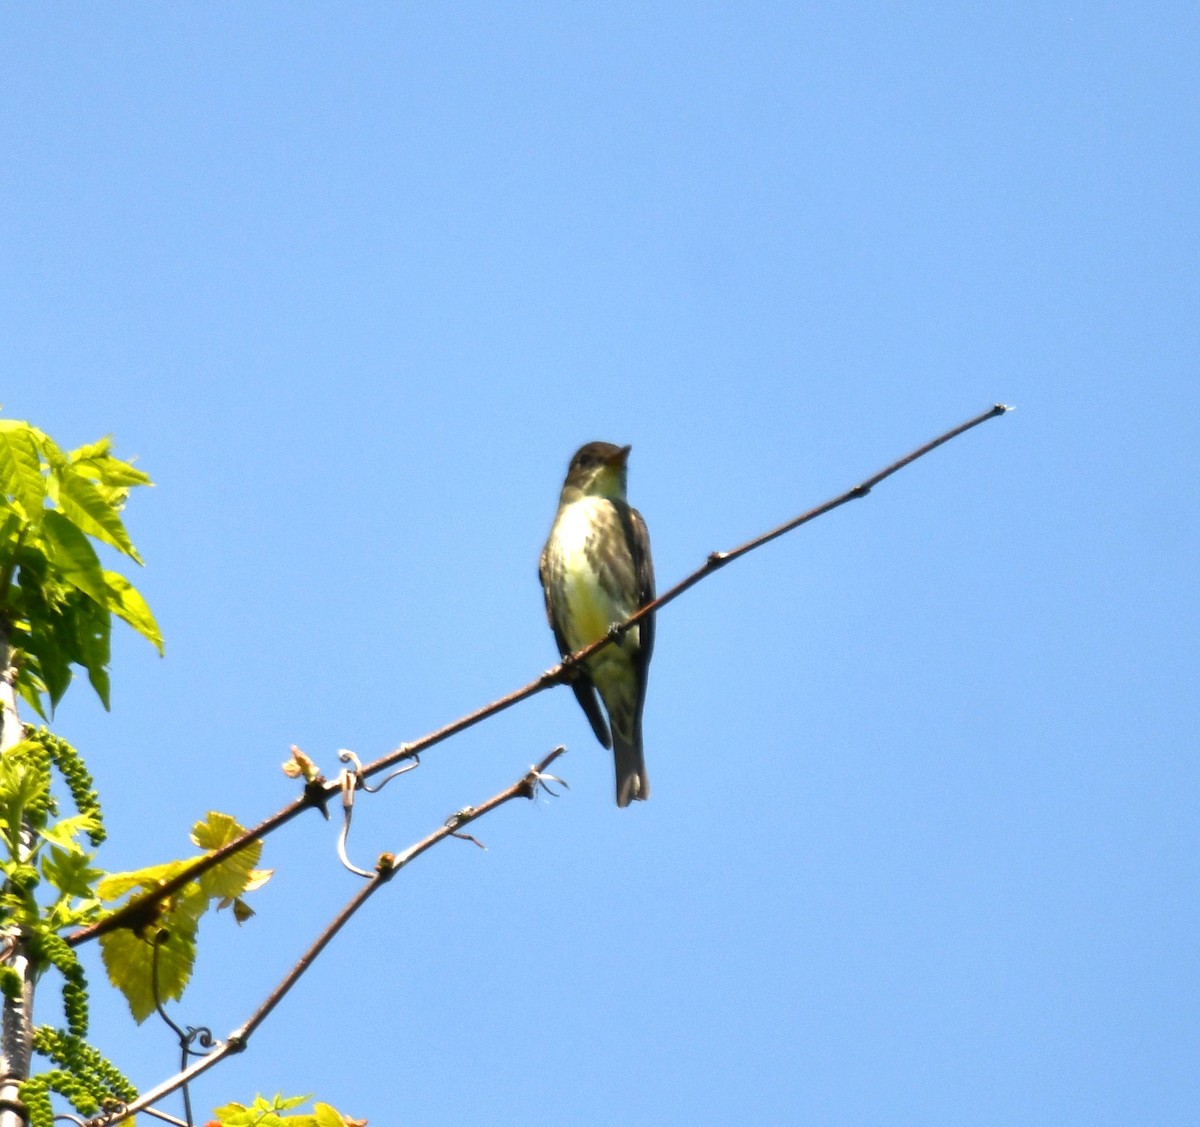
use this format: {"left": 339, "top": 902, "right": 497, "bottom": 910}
{"left": 560, "top": 442, "right": 631, "bottom": 503}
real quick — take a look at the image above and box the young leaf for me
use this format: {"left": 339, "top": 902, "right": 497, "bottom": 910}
{"left": 20, "top": 616, "right": 72, "bottom": 713}
{"left": 70, "top": 443, "right": 152, "bottom": 489}
{"left": 52, "top": 467, "right": 142, "bottom": 563}
{"left": 37, "top": 814, "right": 103, "bottom": 852}
{"left": 66, "top": 437, "right": 114, "bottom": 464}
{"left": 102, "top": 570, "right": 163, "bottom": 654}
{"left": 17, "top": 583, "right": 112, "bottom": 712}
{"left": 71, "top": 591, "right": 112, "bottom": 709}
{"left": 208, "top": 1094, "right": 362, "bottom": 1127}
{"left": 0, "top": 421, "right": 46, "bottom": 524}
{"left": 27, "top": 426, "right": 68, "bottom": 473}
{"left": 39, "top": 512, "right": 107, "bottom": 608}
{"left": 191, "top": 813, "right": 265, "bottom": 901}
{"left": 0, "top": 741, "right": 52, "bottom": 848}
{"left": 97, "top": 858, "right": 190, "bottom": 902}
{"left": 14, "top": 664, "right": 49, "bottom": 720}
{"left": 0, "top": 508, "right": 21, "bottom": 560}
{"left": 41, "top": 846, "right": 104, "bottom": 900}
{"left": 99, "top": 896, "right": 201, "bottom": 1023}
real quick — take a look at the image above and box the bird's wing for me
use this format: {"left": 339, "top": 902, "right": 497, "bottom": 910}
{"left": 627, "top": 504, "right": 655, "bottom": 665}
{"left": 601, "top": 502, "right": 655, "bottom": 665}
{"left": 600, "top": 499, "right": 655, "bottom": 737}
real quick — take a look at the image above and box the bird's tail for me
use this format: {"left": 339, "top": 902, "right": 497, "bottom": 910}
{"left": 613, "top": 728, "right": 649, "bottom": 807}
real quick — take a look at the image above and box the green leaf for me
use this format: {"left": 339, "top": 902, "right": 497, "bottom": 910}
{"left": 97, "top": 821, "right": 268, "bottom": 1022}
{"left": 37, "top": 814, "right": 103, "bottom": 852}
{"left": 69, "top": 588, "right": 112, "bottom": 709}
{"left": 41, "top": 847, "right": 104, "bottom": 900}
{"left": 20, "top": 616, "right": 72, "bottom": 714}
{"left": 15, "top": 675, "right": 48, "bottom": 721}
{"left": 230, "top": 896, "right": 256, "bottom": 923}
{"left": 16, "top": 578, "right": 113, "bottom": 711}
{"left": 210, "top": 1094, "right": 329, "bottom": 1127}
{"left": 52, "top": 466, "right": 142, "bottom": 563}
{"left": 191, "top": 812, "right": 264, "bottom": 901}
{"left": 102, "top": 570, "right": 163, "bottom": 654}
{"left": 99, "top": 901, "right": 200, "bottom": 1023}
{"left": 0, "top": 743, "right": 52, "bottom": 848}
{"left": 40, "top": 511, "right": 107, "bottom": 607}
{"left": 0, "top": 507, "right": 21, "bottom": 556}
{"left": 27, "top": 426, "right": 67, "bottom": 473}
{"left": 97, "top": 857, "right": 189, "bottom": 902}
{"left": 313, "top": 1103, "right": 351, "bottom": 1126}
{"left": 0, "top": 421, "right": 46, "bottom": 524}
{"left": 73, "top": 454, "right": 152, "bottom": 489}
{"left": 66, "top": 437, "right": 114, "bottom": 463}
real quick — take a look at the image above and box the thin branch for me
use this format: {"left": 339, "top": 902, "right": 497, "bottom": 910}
{"left": 66, "top": 403, "right": 1008, "bottom": 949}
{"left": 356, "top": 402, "right": 1011, "bottom": 779}
{"left": 88, "top": 748, "right": 567, "bottom": 1127}
{"left": 65, "top": 795, "right": 321, "bottom": 948}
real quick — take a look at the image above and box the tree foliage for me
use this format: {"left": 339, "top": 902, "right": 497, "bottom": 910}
{"left": 0, "top": 418, "right": 329, "bottom": 1125}
{"left": 0, "top": 420, "right": 161, "bottom": 716}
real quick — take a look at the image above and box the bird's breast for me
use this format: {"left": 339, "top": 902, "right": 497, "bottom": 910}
{"left": 547, "top": 498, "right": 639, "bottom": 655}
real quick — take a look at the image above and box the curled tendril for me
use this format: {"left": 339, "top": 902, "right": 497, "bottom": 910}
{"left": 183, "top": 1026, "right": 217, "bottom": 1055}
{"left": 338, "top": 747, "right": 420, "bottom": 794}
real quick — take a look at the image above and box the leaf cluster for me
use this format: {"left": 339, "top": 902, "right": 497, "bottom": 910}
{"left": 98, "top": 812, "right": 272, "bottom": 1024}
{"left": 0, "top": 420, "right": 161, "bottom": 715}
{"left": 209, "top": 1092, "right": 365, "bottom": 1127}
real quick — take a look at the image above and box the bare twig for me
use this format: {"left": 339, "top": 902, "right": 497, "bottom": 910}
{"left": 66, "top": 404, "right": 1008, "bottom": 949}
{"left": 87, "top": 748, "right": 567, "bottom": 1127}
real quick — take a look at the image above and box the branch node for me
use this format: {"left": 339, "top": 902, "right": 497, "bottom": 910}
{"left": 706, "top": 550, "right": 728, "bottom": 567}
{"left": 301, "top": 777, "right": 332, "bottom": 820}
{"left": 850, "top": 484, "right": 872, "bottom": 499}
{"left": 376, "top": 852, "right": 399, "bottom": 876}
{"left": 445, "top": 806, "right": 477, "bottom": 830}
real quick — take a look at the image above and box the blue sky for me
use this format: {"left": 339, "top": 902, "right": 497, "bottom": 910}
{"left": 3, "top": 4, "right": 1197, "bottom": 1125}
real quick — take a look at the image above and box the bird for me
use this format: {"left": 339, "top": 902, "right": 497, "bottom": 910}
{"left": 539, "top": 442, "right": 655, "bottom": 807}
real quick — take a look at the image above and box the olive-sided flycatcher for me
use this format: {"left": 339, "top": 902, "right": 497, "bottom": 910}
{"left": 539, "top": 442, "right": 655, "bottom": 807}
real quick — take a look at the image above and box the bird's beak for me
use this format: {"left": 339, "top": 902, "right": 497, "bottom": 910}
{"left": 607, "top": 445, "right": 632, "bottom": 467}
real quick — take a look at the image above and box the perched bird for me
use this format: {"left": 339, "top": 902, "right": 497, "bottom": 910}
{"left": 539, "top": 442, "right": 656, "bottom": 806}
